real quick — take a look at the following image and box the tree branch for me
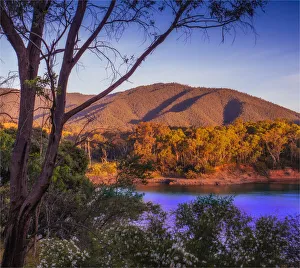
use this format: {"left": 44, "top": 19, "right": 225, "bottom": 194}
{"left": 71, "top": 0, "right": 116, "bottom": 68}
{"left": 0, "top": 1, "right": 26, "bottom": 58}
{"left": 60, "top": 0, "right": 88, "bottom": 71}
{"left": 63, "top": 2, "right": 190, "bottom": 123}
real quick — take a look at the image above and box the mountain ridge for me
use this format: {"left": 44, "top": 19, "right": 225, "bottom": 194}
{"left": 1, "top": 83, "right": 299, "bottom": 131}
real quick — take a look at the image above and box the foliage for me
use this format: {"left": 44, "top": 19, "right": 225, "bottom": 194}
{"left": 185, "top": 169, "right": 198, "bottom": 179}
{"left": 0, "top": 128, "right": 94, "bottom": 234}
{"left": 127, "top": 120, "right": 300, "bottom": 177}
{"left": 175, "top": 195, "right": 252, "bottom": 266}
{"left": 86, "top": 211, "right": 198, "bottom": 267}
{"left": 174, "top": 195, "right": 300, "bottom": 267}
{"left": 51, "top": 141, "right": 92, "bottom": 192}
{"left": 117, "top": 155, "right": 155, "bottom": 185}
{"left": 0, "top": 184, "right": 10, "bottom": 235}
{"left": 82, "top": 119, "right": 299, "bottom": 179}
{"left": 89, "top": 162, "right": 117, "bottom": 177}
{"left": 35, "top": 194, "right": 300, "bottom": 268}
{"left": 0, "top": 128, "right": 15, "bottom": 184}
{"left": 38, "top": 238, "right": 89, "bottom": 268}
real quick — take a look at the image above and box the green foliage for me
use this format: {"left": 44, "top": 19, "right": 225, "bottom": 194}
{"left": 37, "top": 183, "right": 148, "bottom": 244}
{"left": 0, "top": 128, "right": 94, "bottom": 234}
{"left": 52, "top": 141, "right": 91, "bottom": 192}
{"left": 0, "top": 128, "right": 15, "bottom": 184}
{"left": 117, "top": 155, "right": 155, "bottom": 185}
{"left": 2, "top": 122, "right": 299, "bottom": 268}
{"left": 38, "top": 238, "right": 89, "bottom": 267}
{"left": 24, "top": 72, "right": 58, "bottom": 101}
{"left": 175, "top": 195, "right": 300, "bottom": 267}
{"left": 252, "top": 216, "right": 289, "bottom": 267}
{"left": 36, "top": 194, "right": 299, "bottom": 268}
{"left": 84, "top": 207, "right": 198, "bottom": 267}
{"left": 0, "top": 184, "right": 10, "bottom": 234}
{"left": 175, "top": 195, "right": 253, "bottom": 267}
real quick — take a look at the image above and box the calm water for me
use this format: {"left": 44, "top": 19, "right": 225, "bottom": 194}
{"left": 137, "top": 183, "right": 300, "bottom": 218}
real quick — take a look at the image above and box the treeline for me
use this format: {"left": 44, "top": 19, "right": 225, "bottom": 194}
{"left": 83, "top": 119, "right": 300, "bottom": 178}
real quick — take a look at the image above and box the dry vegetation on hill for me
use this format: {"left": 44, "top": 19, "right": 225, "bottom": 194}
{"left": 1, "top": 83, "right": 299, "bottom": 131}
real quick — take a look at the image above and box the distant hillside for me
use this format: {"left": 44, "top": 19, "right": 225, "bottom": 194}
{"left": 1, "top": 83, "right": 299, "bottom": 130}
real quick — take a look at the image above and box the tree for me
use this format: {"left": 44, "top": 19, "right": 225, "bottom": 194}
{"left": 263, "top": 124, "right": 288, "bottom": 167}
{"left": 0, "top": 0, "right": 265, "bottom": 266}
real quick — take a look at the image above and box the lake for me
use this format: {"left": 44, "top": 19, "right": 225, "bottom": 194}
{"left": 137, "top": 183, "right": 300, "bottom": 218}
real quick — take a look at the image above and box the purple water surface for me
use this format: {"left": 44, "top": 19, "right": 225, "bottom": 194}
{"left": 137, "top": 183, "right": 300, "bottom": 218}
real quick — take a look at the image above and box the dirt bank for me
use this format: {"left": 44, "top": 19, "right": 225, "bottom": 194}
{"left": 143, "top": 166, "right": 299, "bottom": 186}
{"left": 87, "top": 165, "right": 299, "bottom": 186}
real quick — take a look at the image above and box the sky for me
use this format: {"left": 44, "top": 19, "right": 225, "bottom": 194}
{"left": 0, "top": 0, "right": 299, "bottom": 112}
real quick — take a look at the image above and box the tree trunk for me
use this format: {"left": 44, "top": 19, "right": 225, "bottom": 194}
{"left": 2, "top": 126, "right": 62, "bottom": 267}
{"left": 2, "top": 78, "right": 38, "bottom": 267}
{"left": 2, "top": 72, "right": 41, "bottom": 268}
{"left": 1, "top": 3, "right": 51, "bottom": 265}
{"left": 2, "top": 206, "right": 32, "bottom": 267}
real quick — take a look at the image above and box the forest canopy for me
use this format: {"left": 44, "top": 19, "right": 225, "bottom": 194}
{"left": 73, "top": 119, "right": 300, "bottom": 179}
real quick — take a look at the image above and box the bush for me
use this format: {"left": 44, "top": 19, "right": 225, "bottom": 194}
{"left": 31, "top": 192, "right": 299, "bottom": 268}
{"left": 38, "top": 238, "right": 89, "bottom": 267}
{"left": 175, "top": 195, "right": 300, "bottom": 267}
{"left": 254, "top": 161, "right": 269, "bottom": 177}
{"left": 185, "top": 170, "right": 198, "bottom": 179}
{"left": 89, "top": 162, "right": 117, "bottom": 176}
{"left": 86, "top": 210, "right": 198, "bottom": 267}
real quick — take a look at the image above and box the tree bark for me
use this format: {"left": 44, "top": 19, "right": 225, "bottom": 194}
{"left": 1, "top": 210, "right": 32, "bottom": 267}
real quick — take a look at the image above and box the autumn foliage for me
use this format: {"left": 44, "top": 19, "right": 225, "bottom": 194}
{"left": 130, "top": 120, "right": 299, "bottom": 177}
{"left": 86, "top": 119, "right": 300, "bottom": 179}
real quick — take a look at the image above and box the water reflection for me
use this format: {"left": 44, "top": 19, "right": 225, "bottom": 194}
{"left": 137, "top": 183, "right": 300, "bottom": 218}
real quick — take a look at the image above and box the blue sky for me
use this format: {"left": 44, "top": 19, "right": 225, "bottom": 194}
{"left": 1, "top": 0, "right": 299, "bottom": 111}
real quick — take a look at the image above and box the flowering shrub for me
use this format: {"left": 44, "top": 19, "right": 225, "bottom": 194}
{"left": 175, "top": 195, "right": 300, "bottom": 267}
{"left": 32, "top": 188, "right": 299, "bottom": 268}
{"left": 88, "top": 224, "right": 198, "bottom": 267}
{"left": 38, "top": 238, "right": 89, "bottom": 267}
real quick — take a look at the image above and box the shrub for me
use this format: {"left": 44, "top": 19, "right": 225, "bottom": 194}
{"left": 89, "top": 162, "right": 117, "bottom": 176}
{"left": 185, "top": 170, "right": 198, "bottom": 179}
{"left": 175, "top": 195, "right": 300, "bottom": 267}
{"left": 86, "top": 210, "right": 198, "bottom": 267}
{"left": 38, "top": 238, "right": 89, "bottom": 267}
{"left": 254, "top": 161, "right": 269, "bottom": 177}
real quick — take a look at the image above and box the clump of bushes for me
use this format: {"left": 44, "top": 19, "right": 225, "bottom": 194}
{"left": 89, "top": 162, "right": 117, "bottom": 176}
{"left": 35, "top": 194, "right": 299, "bottom": 268}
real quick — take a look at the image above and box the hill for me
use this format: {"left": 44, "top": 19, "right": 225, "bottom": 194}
{"left": 1, "top": 83, "right": 299, "bottom": 131}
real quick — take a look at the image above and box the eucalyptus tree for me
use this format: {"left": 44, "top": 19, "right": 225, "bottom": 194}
{"left": 0, "top": 0, "right": 265, "bottom": 266}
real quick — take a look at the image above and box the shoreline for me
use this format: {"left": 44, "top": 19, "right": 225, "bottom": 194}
{"left": 139, "top": 176, "right": 300, "bottom": 186}
{"left": 88, "top": 166, "right": 300, "bottom": 186}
